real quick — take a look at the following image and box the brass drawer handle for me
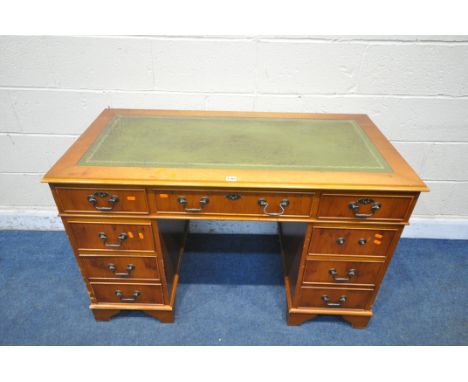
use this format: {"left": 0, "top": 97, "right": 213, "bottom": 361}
{"left": 107, "top": 263, "right": 135, "bottom": 277}
{"left": 177, "top": 196, "right": 209, "bottom": 212}
{"left": 98, "top": 232, "right": 128, "bottom": 248}
{"left": 87, "top": 192, "right": 119, "bottom": 211}
{"left": 348, "top": 198, "right": 381, "bottom": 218}
{"left": 321, "top": 295, "right": 347, "bottom": 307}
{"left": 115, "top": 290, "right": 140, "bottom": 302}
{"left": 258, "top": 198, "right": 290, "bottom": 216}
{"left": 329, "top": 268, "right": 357, "bottom": 282}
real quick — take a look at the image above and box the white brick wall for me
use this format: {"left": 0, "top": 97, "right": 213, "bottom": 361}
{"left": 1, "top": 35, "right": 467, "bottom": 227}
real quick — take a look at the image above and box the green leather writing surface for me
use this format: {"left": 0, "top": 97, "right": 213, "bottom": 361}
{"left": 79, "top": 115, "right": 392, "bottom": 172}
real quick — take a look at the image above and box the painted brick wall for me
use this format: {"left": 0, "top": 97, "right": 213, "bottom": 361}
{"left": 1, "top": 35, "right": 467, "bottom": 220}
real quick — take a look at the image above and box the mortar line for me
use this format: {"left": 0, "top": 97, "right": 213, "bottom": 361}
{"left": 1, "top": 86, "right": 468, "bottom": 99}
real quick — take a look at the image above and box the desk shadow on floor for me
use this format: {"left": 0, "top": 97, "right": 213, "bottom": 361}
{"left": 179, "top": 234, "right": 284, "bottom": 285}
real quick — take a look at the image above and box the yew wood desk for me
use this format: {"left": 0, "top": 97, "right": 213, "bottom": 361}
{"left": 42, "top": 109, "right": 428, "bottom": 328}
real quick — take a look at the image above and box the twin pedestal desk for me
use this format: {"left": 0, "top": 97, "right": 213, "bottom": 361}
{"left": 42, "top": 109, "right": 428, "bottom": 328}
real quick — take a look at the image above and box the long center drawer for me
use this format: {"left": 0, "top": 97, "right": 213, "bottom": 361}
{"left": 152, "top": 189, "right": 314, "bottom": 218}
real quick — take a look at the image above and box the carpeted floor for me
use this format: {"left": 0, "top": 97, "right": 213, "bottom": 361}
{"left": 0, "top": 231, "right": 466, "bottom": 345}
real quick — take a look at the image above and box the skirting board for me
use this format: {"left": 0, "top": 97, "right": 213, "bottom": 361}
{"left": 0, "top": 209, "right": 467, "bottom": 240}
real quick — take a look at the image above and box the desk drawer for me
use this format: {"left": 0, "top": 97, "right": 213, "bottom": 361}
{"left": 318, "top": 193, "right": 415, "bottom": 221}
{"left": 153, "top": 190, "right": 314, "bottom": 218}
{"left": 298, "top": 286, "right": 373, "bottom": 309}
{"left": 303, "top": 257, "right": 384, "bottom": 286}
{"left": 79, "top": 254, "right": 160, "bottom": 280}
{"left": 91, "top": 282, "right": 164, "bottom": 304}
{"left": 308, "top": 226, "right": 399, "bottom": 257}
{"left": 55, "top": 187, "right": 149, "bottom": 214}
{"left": 68, "top": 221, "right": 155, "bottom": 252}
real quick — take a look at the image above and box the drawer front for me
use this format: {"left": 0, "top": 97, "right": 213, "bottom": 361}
{"left": 318, "top": 193, "right": 414, "bottom": 221}
{"left": 79, "top": 255, "right": 160, "bottom": 280}
{"left": 308, "top": 227, "right": 399, "bottom": 257}
{"left": 68, "top": 222, "right": 154, "bottom": 251}
{"left": 91, "top": 282, "right": 164, "bottom": 304}
{"left": 298, "top": 286, "right": 374, "bottom": 309}
{"left": 153, "top": 190, "right": 314, "bottom": 218}
{"left": 56, "top": 187, "right": 149, "bottom": 214}
{"left": 303, "top": 257, "right": 384, "bottom": 286}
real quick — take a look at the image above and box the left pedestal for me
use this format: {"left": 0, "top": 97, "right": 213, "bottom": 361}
{"left": 50, "top": 182, "right": 188, "bottom": 323}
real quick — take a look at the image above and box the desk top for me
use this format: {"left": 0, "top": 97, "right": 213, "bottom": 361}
{"left": 43, "top": 109, "right": 428, "bottom": 191}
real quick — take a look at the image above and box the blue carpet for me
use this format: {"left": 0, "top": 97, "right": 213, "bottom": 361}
{"left": 0, "top": 231, "right": 466, "bottom": 345}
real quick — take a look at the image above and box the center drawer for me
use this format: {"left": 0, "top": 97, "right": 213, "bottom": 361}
{"left": 152, "top": 190, "right": 314, "bottom": 218}
{"left": 79, "top": 254, "right": 160, "bottom": 280}
{"left": 67, "top": 221, "right": 155, "bottom": 252}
